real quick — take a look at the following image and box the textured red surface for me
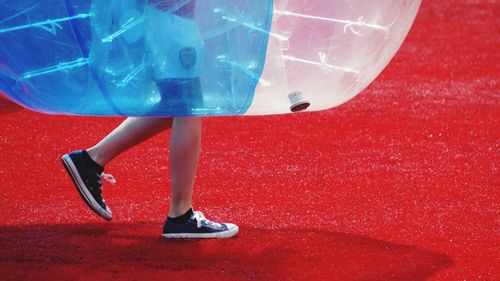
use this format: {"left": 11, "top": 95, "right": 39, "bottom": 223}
{"left": 0, "top": 1, "right": 498, "bottom": 280}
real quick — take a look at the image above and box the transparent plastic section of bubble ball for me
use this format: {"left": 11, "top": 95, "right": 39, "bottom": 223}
{"left": 0, "top": 0, "right": 274, "bottom": 116}
{"left": 248, "top": 0, "right": 422, "bottom": 115}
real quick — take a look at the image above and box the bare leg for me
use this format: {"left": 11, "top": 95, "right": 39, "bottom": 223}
{"left": 168, "top": 117, "right": 202, "bottom": 217}
{"left": 87, "top": 117, "right": 173, "bottom": 166}
{"left": 86, "top": 115, "right": 201, "bottom": 218}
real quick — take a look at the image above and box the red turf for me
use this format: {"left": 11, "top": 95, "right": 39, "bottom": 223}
{"left": 0, "top": 1, "right": 498, "bottom": 280}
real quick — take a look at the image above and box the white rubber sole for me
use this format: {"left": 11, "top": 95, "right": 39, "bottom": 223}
{"left": 162, "top": 224, "right": 239, "bottom": 239}
{"left": 62, "top": 154, "right": 113, "bottom": 221}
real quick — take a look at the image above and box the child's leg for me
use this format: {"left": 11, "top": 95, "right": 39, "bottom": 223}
{"left": 168, "top": 116, "right": 201, "bottom": 217}
{"left": 61, "top": 116, "right": 171, "bottom": 221}
{"left": 86, "top": 115, "right": 202, "bottom": 218}
{"left": 162, "top": 116, "right": 239, "bottom": 238}
{"left": 87, "top": 117, "right": 173, "bottom": 166}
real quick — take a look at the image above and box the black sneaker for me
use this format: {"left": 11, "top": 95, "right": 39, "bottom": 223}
{"left": 162, "top": 211, "right": 239, "bottom": 239}
{"left": 61, "top": 150, "right": 115, "bottom": 221}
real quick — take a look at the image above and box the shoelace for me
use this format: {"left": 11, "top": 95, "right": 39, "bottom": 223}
{"left": 100, "top": 172, "right": 116, "bottom": 185}
{"left": 192, "top": 211, "right": 222, "bottom": 229}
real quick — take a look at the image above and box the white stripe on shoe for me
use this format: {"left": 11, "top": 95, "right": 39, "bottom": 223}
{"left": 162, "top": 224, "right": 239, "bottom": 239}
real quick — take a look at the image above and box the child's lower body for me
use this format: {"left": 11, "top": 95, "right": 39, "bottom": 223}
{"left": 62, "top": 4, "right": 237, "bottom": 238}
{"left": 61, "top": 116, "right": 238, "bottom": 238}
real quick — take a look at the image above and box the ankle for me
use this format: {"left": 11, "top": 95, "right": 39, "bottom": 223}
{"left": 80, "top": 150, "right": 104, "bottom": 172}
{"left": 86, "top": 148, "right": 107, "bottom": 167}
{"left": 168, "top": 204, "right": 193, "bottom": 218}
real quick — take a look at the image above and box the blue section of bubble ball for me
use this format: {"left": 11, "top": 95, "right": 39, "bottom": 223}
{"left": 0, "top": 0, "right": 273, "bottom": 116}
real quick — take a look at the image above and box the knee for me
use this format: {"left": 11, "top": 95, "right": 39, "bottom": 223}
{"left": 172, "top": 117, "right": 202, "bottom": 139}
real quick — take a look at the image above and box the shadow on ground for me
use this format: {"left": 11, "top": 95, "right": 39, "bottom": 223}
{"left": 0, "top": 95, "right": 23, "bottom": 115}
{"left": 0, "top": 223, "right": 453, "bottom": 281}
